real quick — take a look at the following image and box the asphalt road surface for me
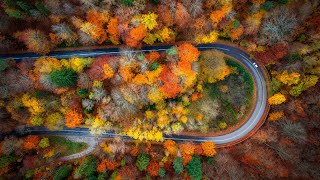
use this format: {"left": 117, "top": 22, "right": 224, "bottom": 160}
{"left": 3, "top": 43, "right": 269, "bottom": 147}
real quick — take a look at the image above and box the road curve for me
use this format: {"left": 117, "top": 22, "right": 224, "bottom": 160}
{"left": 4, "top": 43, "right": 269, "bottom": 147}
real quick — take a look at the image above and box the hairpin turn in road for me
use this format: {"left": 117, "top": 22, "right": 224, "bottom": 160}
{"left": 5, "top": 43, "right": 269, "bottom": 147}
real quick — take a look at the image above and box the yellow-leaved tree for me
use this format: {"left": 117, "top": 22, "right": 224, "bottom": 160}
{"left": 141, "top": 13, "right": 158, "bottom": 30}
{"left": 90, "top": 117, "right": 113, "bottom": 135}
{"left": 199, "top": 50, "right": 230, "bottom": 83}
{"left": 274, "top": 70, "right": 301, "bottom": 86}
{"left": 195, "top": 31, "right": 219, "bottom": 44}
{"left": 268, "top": 93, "right": 286, "bottom": 105}
{"left": 210, "top": 5, "right": 232, "bottom": 27}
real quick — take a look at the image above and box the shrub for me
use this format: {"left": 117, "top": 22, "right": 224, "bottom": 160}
{"left": 158, "top": 168, "right": 166, "bottom": 177}
{"left": 218, "top": 121, "right": 227, "bottom": 130}
{"left": 35, "top": 1, "right": 49, "bottom": 16}
{"left": 262, "top": 1, "right": 273, "bottom": 11}
{"left": 16, "top": 1, "right": 31, "bottom": 11}
{"left": 278, "top": 0, "right": 289, "bottom": 4}
{"left": 39, "top": 137, "right": 50, "bottom": 148}
{"left": 0, "top": 155, "right": 15, "bottom": 168}
{"left": 136, "top": 153, "right": 150, "bottom": 171}
{"left": 173, "top": 156, "right": 184, "bottom": 175}
{"left": 207, "top": 157, "right": 214, "bottom": 165}
{"left": 150, "top": 0, "right": 160, "bottom": 5}
{"left": 49, "top": 69, "right": 78, "bottom": 87}
{"left": 151, "top": 62, "right": 160, "bottom": 70}
{"left": 77, "top": 88, "right": 89, "bottom": 98}
{"left": 0, "top": 59, "right": 9, "bottom": 72}
{"left": 166, "top": 46, "right": 178, "bottom": 56}
{"left": 74, "top": 155, "right": 97, "bottom": 179}
{"left": 53, "top": 165, "right": 72, "bottom": 180}
{"left": 121, "top": 0, "right": 133, "bottom": 6}
{"left": 5, "top": 8, "right": 24, "bottom": 18}
{"left": 147, "top": 161, "right": 160, "bottom": 176}
{"left": 232, "top": 20, "right": 241, "bottom": 28}
{"left": 31, "top": 115, "right": 44, "bottom": 126}
{"left": 186, "top": 155, "right": 202, "bottom": 180}
{"left": 270, "top": 78, "right": 281, "bottom": 95}
{"left": 284, "top": 54, "right": 303, "bottom": 62}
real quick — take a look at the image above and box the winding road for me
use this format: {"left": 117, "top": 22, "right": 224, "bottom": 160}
{"left": 2, "top": 43, "right": 269, "bottom": 147}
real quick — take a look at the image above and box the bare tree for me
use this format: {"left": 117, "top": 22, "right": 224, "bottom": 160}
{"left": 183, "top": 0, "right": 203, "bottom": 18}
{"left": 279, "top": 119, "right": 306, "bottom": 144}
{"left": 258, "top": 6, "right": 298, "bottom": 45}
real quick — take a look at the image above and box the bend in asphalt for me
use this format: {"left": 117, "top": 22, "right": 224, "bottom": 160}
{"left": 6, "top": 43, "right": 269, "bottom": 147}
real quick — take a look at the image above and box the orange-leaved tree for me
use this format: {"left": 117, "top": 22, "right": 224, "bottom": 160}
{"left": 179, "top": 142, "right": 195, "bottom": 156}
{"left": 145, "top": 51, "right": 160, "bottom": 62}
{"left": 194, "top": 144, "right": 204, "bottom": 156}
{"left": 125, "top": 25, "right": 147, "bottom": 48}
{"left": 23, "top": 135, "right": 40, "bottom": 150}
{"left": 177, "top": 43, "right": 200, "bottom": 63}
{"left": 201, "top": 142, "right": 216, "bottom": 157}
{"left": 210, "top": 5, "right": 232, "bottom": 27}
{"left": 80, "top": 22, "right": 107, "bottom": 44}
{"left": 105, "top": 159, "right": 120, "bottom": 171}
{"left": 163, "top": 140, "right": 177, "bottom": 155}
{"left": 97, "top": 160, "right": 107, "bottom": 173}
{"left": 147, "top": 161, "right": 160, "bottom": 177}
{"left": 268, "top": 111, "right": 285, "bottom": 121}
{"left": 159, "top": 65, "right": 181, "bottom": 98}
{"left": 65, "top": 109, "right": 83, "bottom": 128}
{"left": 107, "top": 17, "right": 120, "bottom": 45}
{"left": 86, "top": 10, "right": 109, "bottom": 27}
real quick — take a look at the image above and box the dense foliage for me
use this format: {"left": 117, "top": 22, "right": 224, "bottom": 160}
{"left": 53, "top": 165, "right": 72, "bottom": 180}
{"left": 186, "top": 155, "right": 202, "bottom": 180}
{"left": 49, "top": 69, "right": 78, "bottom": 87}
{"left": 136, "top": 153, "right": 150, "bottom": 171}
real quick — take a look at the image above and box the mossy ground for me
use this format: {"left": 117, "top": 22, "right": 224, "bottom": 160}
{"left": 200, "top": 58, "right": 254, "bottom": 132}
{"left": 48, "top": 136, "right": 88, "bottom": 156}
